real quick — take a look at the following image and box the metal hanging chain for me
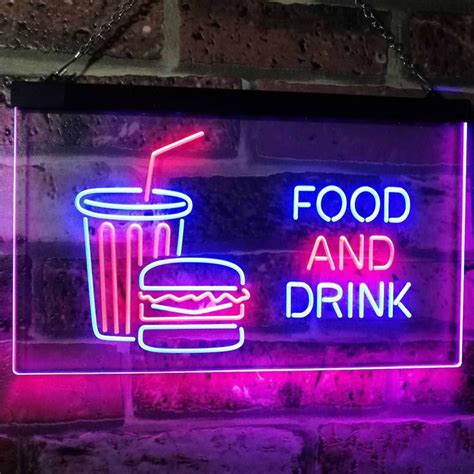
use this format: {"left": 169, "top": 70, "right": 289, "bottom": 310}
{"left": 49, "top": 0, "right": 435, "bottom": 95}
{"left": 50, "top": 0, "right": 139, "bottom": 78}
{"left": 355, "top": 0, "right": 435, "bottom": 96}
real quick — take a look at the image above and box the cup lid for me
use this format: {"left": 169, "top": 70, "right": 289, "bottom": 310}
{"left": 75, "top": 187, "right": 192, "bottom": 221}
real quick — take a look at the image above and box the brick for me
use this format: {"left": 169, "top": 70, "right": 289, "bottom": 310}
{"left": 410, "top": 12, "right": 474, "bottom": 82}
{"left": 20, "top": 419, "right": 474, "bottom": 472}
{"left": 0, "top": 98, "right": 13, "bottom": 147}
{"left": 0, "top": 0, "right": 163, "bottom": 59}
{"left": 131, "top": 337, "right": 388, "bottom": 373}
{"left": 385, "top": 341, "right": 474, "bottom": 409}
{"left": 251, "top": 117, "right": 461, "bottom": 166}
{"left": 132, "top": 371, "right": 387, "bottom": 416}
{"left": 14, "top": 339, "right": 126, "bottom": 373}
{"left": 40, "top": 258, "right": 95, "bottom": 338}
{"left": 179, "top": 0, "right": 388, "bottom": 77}
{"left": 0, "top": 342, "right": 124, "bottom": 423}
{"left": 456, "top": 341, "right": 474, "bottom": 410}
{"left": 0, "top": 161, "right": 13, "bottom": 243}
{"left": 24, "top": 427, "right": 305, "bottom": 473}
{"left": 318, "top": 419, "right": 474, "bottom": 473}
{"left": 0, "top": 437, "right": 17, "bottom": 474}
{"left": 0, "top": 255, "right": 14, "bottom": 335}
{"left": 463, "top": 266, "right": 474, "bottom": 334}
{"left": 394, "top": 367, "right": 463, "bottom": 406}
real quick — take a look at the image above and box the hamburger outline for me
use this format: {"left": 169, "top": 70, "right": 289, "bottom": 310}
{"left": 137, "top": 257, "right": 250, "bottom": 353}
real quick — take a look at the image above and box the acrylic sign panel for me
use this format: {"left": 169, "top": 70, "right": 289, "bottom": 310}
{"left": 12, "top": 103, "right": 466, "bottom": 374}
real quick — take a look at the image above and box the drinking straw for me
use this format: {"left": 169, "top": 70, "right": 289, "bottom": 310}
{"left": 144, "top": 131, "right": 205, "bottom": 202}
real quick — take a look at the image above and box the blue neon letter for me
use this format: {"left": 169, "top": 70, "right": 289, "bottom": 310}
{"left": 384, "top": 187, "right": 411, "bottom": 223}
{"left": 286, "top": 282, "right": 314, "bottom": 318}
{"left": 293, "top": 185, "right": 316, "bottom": 221}
{"left": 316, "top": 282, "right": 343, "bottom": 318}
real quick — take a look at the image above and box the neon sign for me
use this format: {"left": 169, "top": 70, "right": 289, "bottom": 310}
{"left": 11, "top": 82, "right": 469, "bottom": 374}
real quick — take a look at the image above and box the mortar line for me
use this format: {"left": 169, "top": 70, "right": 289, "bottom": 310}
{"left": 161, "top": 0, "right": 181, "bottom": 73}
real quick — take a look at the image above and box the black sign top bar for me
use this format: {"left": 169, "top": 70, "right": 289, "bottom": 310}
{"left": 11, "top": 80, "right": 472, "bottom": 122}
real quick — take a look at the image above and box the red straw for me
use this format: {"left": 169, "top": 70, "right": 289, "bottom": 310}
{"left": 144, "top": 131, "right": 205, "bottom": 202}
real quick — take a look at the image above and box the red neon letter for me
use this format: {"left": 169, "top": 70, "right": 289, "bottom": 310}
{"left": 307, "top": 235, "right": 335, "bottom": 271}
{"left": 368, "top": 235, "right": 395, "bottom": 271}
{"left": 338, "top": 234, "right": 364, "bottom": 270}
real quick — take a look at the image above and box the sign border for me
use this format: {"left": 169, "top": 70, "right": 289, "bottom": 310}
{"left": 11, "top": 106, "right": 468, "bottom": 375}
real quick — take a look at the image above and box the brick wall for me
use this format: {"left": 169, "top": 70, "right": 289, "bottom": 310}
{"left": 1, "top": 0, "right": 474, "bottom": 472}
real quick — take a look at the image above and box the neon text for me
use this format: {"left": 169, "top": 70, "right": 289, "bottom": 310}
{"left": 293, "top": 185, "right": 411, "bottom": 223}
{"left": 306, "top": 234, "right": 395, "bottom": 271}
{"left": 286, "top": 281, "right": 412, "bottom": 319}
